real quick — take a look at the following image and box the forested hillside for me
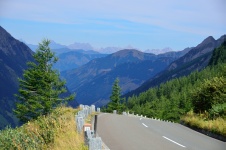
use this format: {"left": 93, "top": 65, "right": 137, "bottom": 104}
{"left": 209, "top": 41, "right": 226, "bottom": 66}
{"left": 126, "top": 35, "right": 226, "bottom": 97}
{"left": 126, "top": 41, "right": 226, "bottom": 123}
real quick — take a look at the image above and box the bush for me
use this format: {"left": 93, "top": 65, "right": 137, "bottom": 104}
{"left": 209, "top": 103, "right": 226, "bottom": 119}
{"left": 0, "top": 126, "right": 44, "bottom": 149}
{"left": 192, "top": 77, "right": 226, "bottom": 113}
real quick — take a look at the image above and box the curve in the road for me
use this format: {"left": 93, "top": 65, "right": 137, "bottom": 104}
{"left": 97, "top": 113, "right": 226, "bottom": 150}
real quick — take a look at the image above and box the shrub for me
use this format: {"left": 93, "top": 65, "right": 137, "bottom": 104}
{"left": 0, "top": 126, "right": 44, "bottom": 149}
{"left": 209, "top": 103, "right": 226, "bottom": 119}
{"left": 192, "top": 77, "right": 226, "bottom": 113}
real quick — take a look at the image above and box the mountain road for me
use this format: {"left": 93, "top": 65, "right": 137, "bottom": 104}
{"left": 96, "top": 113, "right": 225, "bottom": 150}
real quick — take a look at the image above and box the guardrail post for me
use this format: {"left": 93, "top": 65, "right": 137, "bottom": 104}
{"left": 113, "top": 110, "right": 117, "bottom": 114}
{"left": 91, "top": 105, "right": 95, "bottom": 113}
{"left": 75, "top": 115, "right": 84, "bottom": 133}
{"left": 89, "top": 137, "right": 102, "bottom": 150}
{"left": 94, "top": 115, "right": 98, "bottom": 137}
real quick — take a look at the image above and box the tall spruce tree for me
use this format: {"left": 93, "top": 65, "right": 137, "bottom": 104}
{"left": 14, "top": 39, "right": 74, "bottom": 123}
{"left": 107, "top": 78, "right": 124, "bottom": 113}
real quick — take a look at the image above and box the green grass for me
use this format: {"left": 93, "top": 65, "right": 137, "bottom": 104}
{"left": 0, "top": 106, "right": 88, "bottom": 150}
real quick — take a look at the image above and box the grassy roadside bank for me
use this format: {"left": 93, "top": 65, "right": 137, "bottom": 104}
{"left": 181, "top": 111, "right": 226, "bottom": 141}
{"left": 0, "top": 106, "right": 88, "bottom": 150}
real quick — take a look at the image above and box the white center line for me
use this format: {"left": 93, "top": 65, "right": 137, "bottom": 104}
{"left": 142, "top": 123, "right": 148, "bottom": 127}
{"left": 163, "top": 136, "right": 186, "bottom": 148}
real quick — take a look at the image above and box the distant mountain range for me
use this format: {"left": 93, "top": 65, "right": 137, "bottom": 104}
{"left": 145, "top": 47, "right": 174, "bottom": 55}
{"left": 25, "top": 40, "right": 180, "bottom": 72}
{"left": 26, "top": 40, "right": 67, "bottom": 51}
{"left": 53, "top": 48, "right": 107, "bottom": 71}
{"left": 61, "top": 49, "right": 188, "bottom": 106}
{"left": 25, "top": 40, "right": 176, "bottom": 55}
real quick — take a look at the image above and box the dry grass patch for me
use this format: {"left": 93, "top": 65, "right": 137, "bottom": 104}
{"left": 49, "top": 106, "right": 88, "bottom": 150}
{"left": 0, "top": 106, "right": 88, "bottom": 150}
{"left": 181, "top": 111, "right": 226, "bottom": 137}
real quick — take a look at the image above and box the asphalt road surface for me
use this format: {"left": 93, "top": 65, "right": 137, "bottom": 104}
{"left": 96, "top": 113, "right": 226, "bottom": 150}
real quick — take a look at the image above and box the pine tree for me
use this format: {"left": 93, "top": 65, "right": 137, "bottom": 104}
{"left": 14, "top": 39, "right": 74, "bottom": 123}
{"left": 107, "top": 78, "right": 123, "bottom": 113}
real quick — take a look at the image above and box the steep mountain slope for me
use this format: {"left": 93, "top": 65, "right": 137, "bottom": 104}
{"left": 167, "top": 36, "right": 225, "bottom": 71}
{"left": 208, "top": 41, "right": 226, "bottom": 66}
{"left": 125, "top": 35, "right": 226, "bottom": 97}
{"left": 53, "top": 49, "right": 107, "bottom": 71}
{"left": 62, "top": 49, "right": 188, "bottom": 106}
{"left": 0, "top": 26, "right": 34, "bottom": 129}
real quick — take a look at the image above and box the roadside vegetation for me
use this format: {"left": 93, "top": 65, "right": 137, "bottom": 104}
{"left": 0, "top": 40, "right": 86, "bottom": 149}
{"left": 181, "top": 42, "right": 226, "bottom": 137}
{"left": 181, "top": 110, "right": 226, "bottom": 137}
{"left": 0, "top": 106, "right": 88, "bottom": 150}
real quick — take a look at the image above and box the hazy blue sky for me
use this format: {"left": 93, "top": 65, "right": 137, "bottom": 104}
{"left": 0, "top": 0, "right": 225, "bottom": 51}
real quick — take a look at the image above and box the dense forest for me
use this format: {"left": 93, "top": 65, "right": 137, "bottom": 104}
{"left": 125, "top": 41, "right": 226, "bottom": 122}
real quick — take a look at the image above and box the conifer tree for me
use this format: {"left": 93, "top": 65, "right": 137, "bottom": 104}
{"left": 14, "top": 39, "right": 74, "bottom": 123}
{"left": 107, "top": 78, "right": 123, "bottom": 113}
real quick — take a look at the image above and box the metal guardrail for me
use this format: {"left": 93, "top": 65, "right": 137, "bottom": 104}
{"left": 75, "top": 104, "right": 109, "bottom": 150}
{"left": 121, "top": 111, "right": 175, "bottom": 123}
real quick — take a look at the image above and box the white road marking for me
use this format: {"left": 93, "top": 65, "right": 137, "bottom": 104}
{"left": 142, "top": 123, "right": 148, "bottom": 127}
{"left": 163, "top": 136, "right": 186, "bottom": 148}
{"left": 140, "top": 118, "right": 142, "bottom": 120}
